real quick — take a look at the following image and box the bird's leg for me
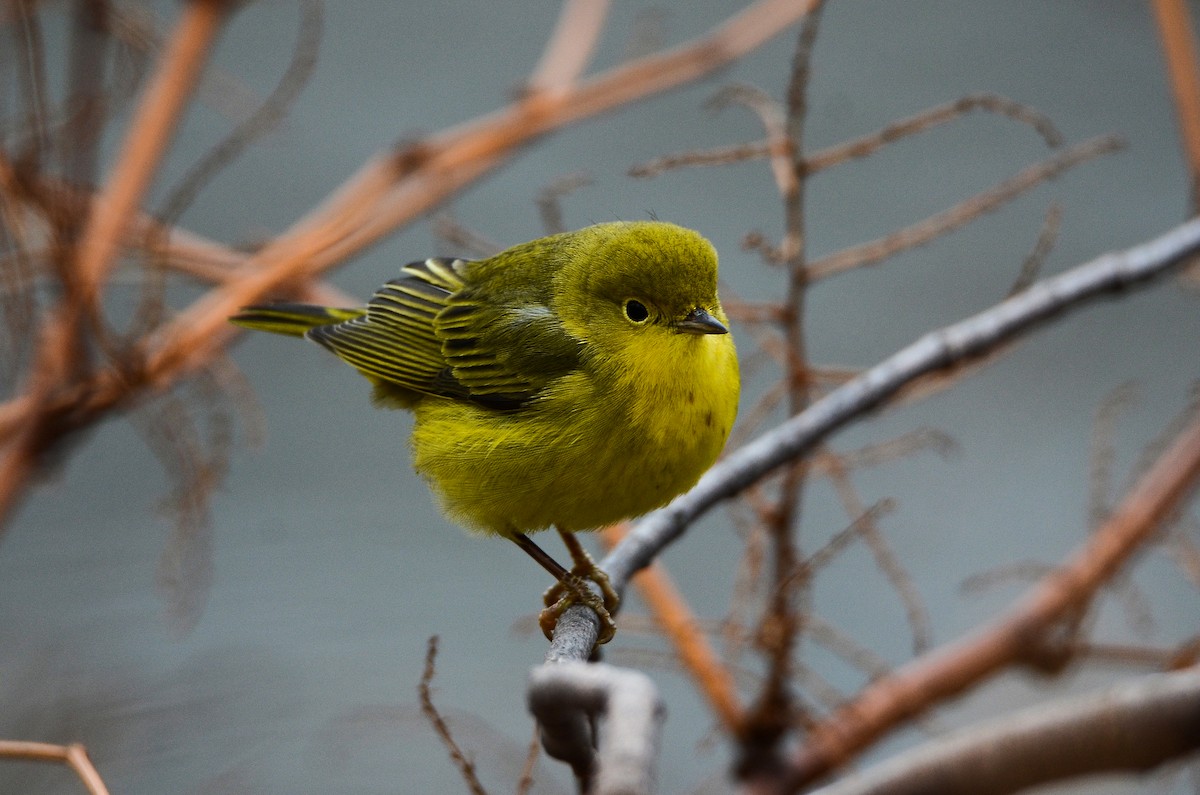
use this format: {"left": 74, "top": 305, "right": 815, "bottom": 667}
{"left": 509, "top": 531, "right": 572, "bottom": 581}
{"left": 538, "top": 528, "right": 620, "bottom": 645}
{"left": 510, "top": 531, "right": 614, "bottom": 644}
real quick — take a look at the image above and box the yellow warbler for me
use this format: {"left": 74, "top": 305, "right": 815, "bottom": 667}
{"left": 231, "top": 220, "right": 739, "bottom": 643}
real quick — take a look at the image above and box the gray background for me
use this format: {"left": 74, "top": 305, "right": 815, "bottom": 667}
{"left": 2, "top": 2, "right": 1198, "bottom": 793}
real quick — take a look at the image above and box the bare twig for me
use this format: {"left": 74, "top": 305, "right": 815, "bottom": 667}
{"left": 738, "top": 6, "right": 828, "bottom": 773}
{"left": 148, "top": 0, "right": 322, "bottom": 234}
{"left": 515, "top": 724, "right": 541, "bottom": 795}
{"left": 807, "top": 135, "right": 1124, "bottom": 281}
{"left": 803, "top": 614, "right": 897, "bottom": 686}
{"left": 823, "top": 455, "right": 931, "bottom": 654}
{"left": 784, "top": 499, "right": 895, "bottom": 587}
{"left": 629, "top": 139, "right": 774, "bottom": 179}
{"left": 430, "top": 213, "right": 502, "bottom": 258}
{"left": 1151, "top": 0, "right": 1200, "bottom": 209}
{"left": 536, "top": 171, "right": 591, "bottom": 235}
{"left": 804, "top": 667, "right": 1200, "bottom": 795}
{"left": 1088, "top": 382, "right": 1140, "bottom": 530}
{"left": 418, "top": 637, "right": 489, "bottom": 795}
{"left": 1006, "top": 202, "right": 1062, "bottom": 296}
{"left": 804, "top": 93, "right": 1063, "bottom": 175}
{"left": 74, "top": 0, "right": 233, "bottom": 306}
{"left": 0, "top": 739, "right": 111, "bottom": 795}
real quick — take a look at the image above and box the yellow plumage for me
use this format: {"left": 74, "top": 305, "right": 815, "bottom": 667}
{"left": 231, "top": 220, "right": 739, "bottom": 642}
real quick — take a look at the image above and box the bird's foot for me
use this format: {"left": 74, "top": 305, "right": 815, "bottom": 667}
{"left": 540, "top": 563, "right": 620, "bottom": 645}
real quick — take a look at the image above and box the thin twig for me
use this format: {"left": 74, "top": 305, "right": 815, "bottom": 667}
{"left": 1006, "top": 202, "right": 1062, "bottom": 296}
{"left": 804, "top": 93, "right": 1063, "bottom": 175}
{"left": 629, "top": 139, "right": 773, "bottom": 179}
{"left": 74, "top": 0, "right": 233, "bottom": 304}
{"left": 0, "top": 740, "right": 111, "bottom": 795}
{"left": 1088, "top": 382, "right": 1140, "bottom": 531}
{"left": 536, "top": 171, "right": 591, "bottom": 235}
{"left": 784, "top": 499, "right": 895, "bottom": 587}
{"left": 515, "top": 724, "right": 541, "bottom": 795}
{"left": 823, "top": 454, "right": 932, "bottom": 654}
{"left": 739, "top": 3, "right": 826, "bottom": 773}
{"left": 418, "top": 637, "right": 489, "bottom": 795}
{"left": 806, "top": 135, "right": 1124, "bottom": 281}
{"left": 430, "top": 213, "right": 502, "bottom": 258}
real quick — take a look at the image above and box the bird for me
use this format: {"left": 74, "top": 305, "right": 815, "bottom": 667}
{"left": 230, "top": 220, "right": 739, "bottom": 644}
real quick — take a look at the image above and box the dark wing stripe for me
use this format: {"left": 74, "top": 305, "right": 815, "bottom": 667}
{"left": 303, "top": 257, "right": 474, "bottom": 396}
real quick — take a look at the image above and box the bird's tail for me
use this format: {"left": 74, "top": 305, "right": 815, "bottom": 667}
{"left": 229, "top": 302, "right": 364, "bottom": 338}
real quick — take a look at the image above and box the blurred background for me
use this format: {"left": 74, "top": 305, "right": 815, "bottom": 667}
{"left": 1, "top": 2, "right": 1198, "bottom": 792}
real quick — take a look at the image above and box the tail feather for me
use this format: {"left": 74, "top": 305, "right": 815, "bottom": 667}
{"left": 230, "top": 302, "right": 364, "bottom": 338}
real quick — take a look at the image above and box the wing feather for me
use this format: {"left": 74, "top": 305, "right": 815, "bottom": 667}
{"left": 307, "top": 255, "right": 584, "bottom": 407}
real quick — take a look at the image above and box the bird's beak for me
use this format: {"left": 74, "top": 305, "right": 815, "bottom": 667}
{"left": 675, "top": 307, "right": 728, "bottom": 335}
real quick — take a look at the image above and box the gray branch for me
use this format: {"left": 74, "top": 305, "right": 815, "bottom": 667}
{"left": 603, "top": 216, "right": 1200, "bottom": 594}
{"left": 533, "top": 218, "right": 1200, "bottom": 785}
{"left": 528, "top": 662, "right": 666, "bottom": 795}
{"left": 806, "top": 666, "right": 1200, "bottom": 795}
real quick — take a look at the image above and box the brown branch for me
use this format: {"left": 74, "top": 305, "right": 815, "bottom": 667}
{"left": 0, "top": 1, "right": 234, "bottom": 527}
{"left": 739, "top": 4, "right": 826, "bottom": 774}
{"left": 526, "top": 0, "right": 610, "bottom": 94}
{"left": 804, "top": 668, "right": 1200, "bottom": 795}
{"left": 806, "top": 135, "right": 1124, "bottom": 281}
{"left": 536, "top": 171, "right": 592, "bottom": 234}
{"left": 804, "top": 93, "right": 1062, "bottom": 175}
{"left": 602, "top": 522, "right": 745, "bottom": 733}
{"left": 1006, "top": 202, "right": 1062, "bottom": 296}
{"left": 629, "top": 139, "right": 774, "bottom": 179}
{"left": 73, "top": 0, "right": 233, "bottom": 304}
{"left": 0, "top": 740, "right": 111, "bottom": 795}
{"left": 823, "top": 452, "right": 932, "bottom": 655}
{"left": 1151, "top": 0, "right": 1200, "bottom": 210}
{"left": 418, "top": 636, "right": 488, "bottom": 795}
{"left": 780, "top": 404, "right": 1200, "bottom": 791}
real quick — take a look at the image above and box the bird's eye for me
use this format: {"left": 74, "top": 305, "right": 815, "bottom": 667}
{"left": 623, "top": 299, "right": 649, "bottom": 323}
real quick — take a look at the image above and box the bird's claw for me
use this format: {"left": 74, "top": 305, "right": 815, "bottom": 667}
{"left": 540, "top": 566, "right": 620, "bottom": 645}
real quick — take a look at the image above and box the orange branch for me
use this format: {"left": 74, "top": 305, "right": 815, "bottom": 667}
{"left": 0, "top": 740, "right": 110, "bottom": 795}
{"left": 603, "top": 523, "right": 744, "bottom": 732}
{"left": 75, "top": 0, "right": 233, "bottom": 300}
{"left": 779, "top": 405, "right": 1200, "bottom": 791}
{"left": 1151, "top": 0, "right": 1200, "bottom": 209}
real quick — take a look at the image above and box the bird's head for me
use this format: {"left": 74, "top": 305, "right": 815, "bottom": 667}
{"left": 555, "top": 221, "right": 730, "bottom": 344}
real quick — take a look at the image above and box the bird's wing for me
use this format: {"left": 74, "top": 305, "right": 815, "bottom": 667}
{"left": 307, "top": 258, "right": 465, "bottom": 396}
{"left": 308, "top": 257, "right": 583, "bottom": 408}
{"left": 434, "top": 288, "right": 584, "bottom": 407}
